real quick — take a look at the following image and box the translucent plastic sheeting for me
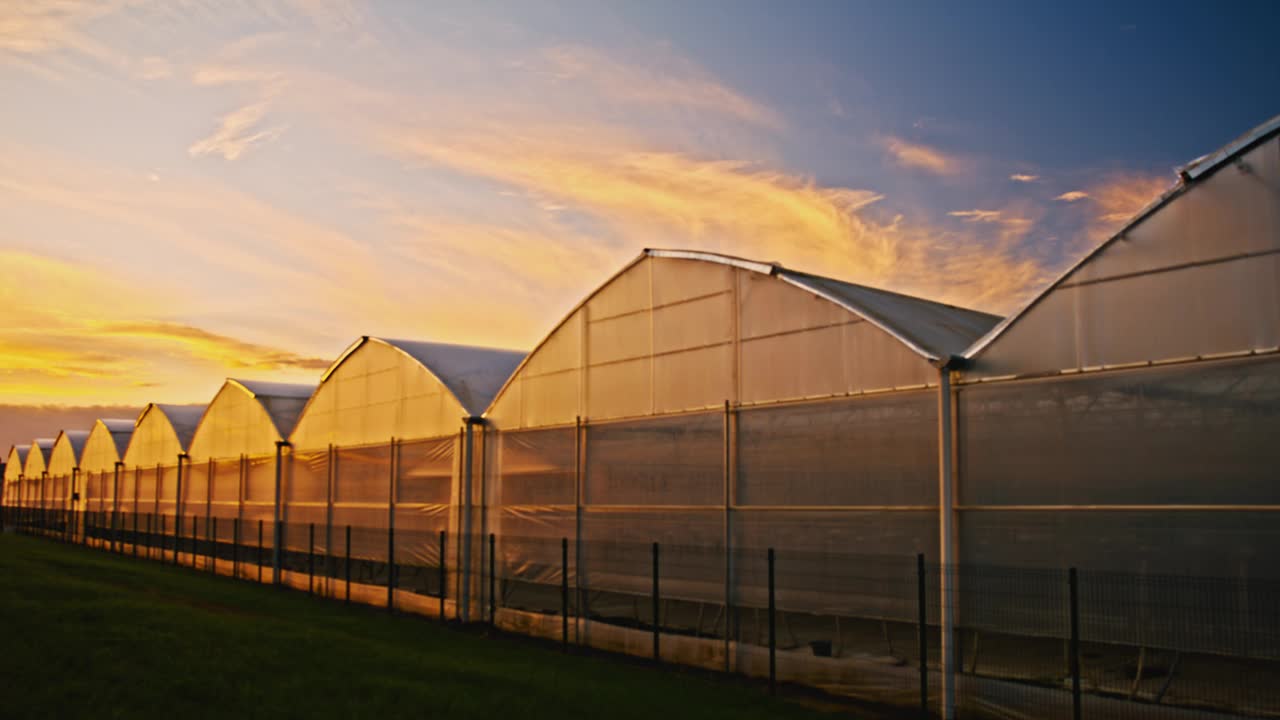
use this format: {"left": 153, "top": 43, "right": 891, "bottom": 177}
{"left": 290, "top": 449, "right": 329, "bottom": 504}
{"left": 329, "top": 506, "right": 390, "bottom": 559}
{"left": 496, "top": 509, "right": 576, "bottom": 585}
{"left": 495, "top": 428, "right": 575, "bottom": 506}
{"left": 334, "top": 444, "right": 390, "bottom": 504}
{"left": 79, "top": 426, "right": 122, "bottom": 474}
{"left": 244, "top": 454, "right": 275, "bottom": 503}
{"left": 187, "top": 380, "right": 308, "bottom": 461}
{"left": 967, "top": 136, "right": 1280, "bottom": 380}
{"left": 732, "top": 509, "right": 936, "bottom": 618}
{"left": 1077, "top": 569, "right": 1280, "bottom": 659}
{"left": 958, "top": 356, "right": 1280, "bottom": 506}
{"left": 585, "top": 413, "right": 722, "bottom": 506}
{"left": 959, "top": 510, "right": 1280, "bottom": 581}
{"left": 183, "top": 461, "right": 208, "bottom": 515}
{"left": 125, "top": 405, "right": 200, "bottom": 468}
{"left": 736, "top": 392, "right": 936, "bottom": 506}
{"left": 397, "top": 436, "right": 454, "bottom": 505}
{"left": 581, "top": 509, "right": 723, "bottom": 603}
{"left": 155, "top": 465, "right": 178, "bottom": 521}
{"left": 487, "top": 255, "right": 943, "bottom": 431}
{"left": 290, "top": 340, "right": 464, "bottom": 451}
{"left": 394, "top": 506, "right": 447, "bottom": 562}
{"left": 130, "top": 468, "right": 149, "bottom": 515}
{"left": 211, "top": 457, "right": 240, "bottom": 504}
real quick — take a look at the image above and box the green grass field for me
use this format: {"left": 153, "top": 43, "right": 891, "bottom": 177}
{"left": 0, "top": 533, "right": 838, "bottom": 719}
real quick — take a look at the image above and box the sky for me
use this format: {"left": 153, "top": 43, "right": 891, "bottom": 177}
{"left": 2, "top": 1, "right": 1278, "bottom": 450}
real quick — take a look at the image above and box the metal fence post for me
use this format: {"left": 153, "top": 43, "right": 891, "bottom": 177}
{"left": 1069, "top": 567, "right": 1081, "bottom": 720}
{"left": 257, "top": 518, "right": 264, "bottom": 583}
{"left": 133, "top": 512, "right": 139, "bottom": 558}
{"left": 233, "top": 517, "right": 240, "bottom": 579}
{"left": 652, "top": 541, "right": 661, "bottom": 663}
{"left": 308, "top": 522, "right": 315, "bottom": 596}
{"left": 387, "top": 525, "right": 395, "bottom": 612}
{"left": 489, "top": 532, "right": 496, "bottom": 626}
{"left": 145, "top": 514, "right": 152, "bottom": 559}
{"left": 561, "top": 537, "right": 569, "bottom": 651}
{"left": 174, "top": 513, "right": 182, "bottom": 566}
{"left": 918, "top": 553, "right": 929, "bottom": 718}
{"left": 190, "top": 515, "right": 198, "bottom": 569}
{"left": 768, "top": 547, "right": 776, "bottom": 695}
{"left": 274, "top": 520, "right": 284, "bottom": 586}
{"left": 345, "top": 524, "right": 352, "bottom": 604}
{"left": 211, "top": 517, "right": 217, "bottom": 575}
{"left": 439, "top": 530, "right": 447, "bottom": 622}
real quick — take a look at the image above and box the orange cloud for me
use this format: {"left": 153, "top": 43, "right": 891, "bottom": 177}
{"left": 1083, "top": 172, "right": 1171, "bottom": 241}
{"left": 1009, "top": 173, "right": 1039, "bottom": 183}
{"left": 388, "top": 127, "right": 1050, "bottom": 312}
{"left": 1088, "top": 173, "right": 1170, "bottom": 224}
{"left": 0, "top": 248, "right": 328, "bottom": 405}
{"left": 1056, "top": 190, "right": 1089, "bottom": 202}
{"left": 97, "top": 322, "right": 330, "bottom": 371}
{"left": 881, "top": 136, "right": 961, "bottom": 175}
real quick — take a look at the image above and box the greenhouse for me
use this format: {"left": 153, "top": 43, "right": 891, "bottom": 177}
{"left": 3, "top": 444, "right": 30, "bottom": 522}
{"left": 283, "top": 336, "right": 524, "bottom": 616}
{"left": 44, "top": 430, "right": 89, "bottom": 534}
{"left": 955, "top": 115, "right": 1280, "bottom": 578}
{"left": 78, "top": 418, "right": 134, "bottom": 546}
{"left": 184, "top": 379, "right": 315, "bottom": 568}
{"left": 479, "top": 247, "right": 999, "bottom": 682}
{"left": 113, "top": 404, "right": 205, "bottom": 554}
{"left": 22, "top": 438, "right": 54, "bottom": 521}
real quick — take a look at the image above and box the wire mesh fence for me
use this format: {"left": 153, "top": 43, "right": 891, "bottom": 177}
{"left": 4, "top": 505, "right": 1278, "bottom": 719}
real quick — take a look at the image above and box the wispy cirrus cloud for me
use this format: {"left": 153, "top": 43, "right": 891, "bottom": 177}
{"left": 0, "top": 1, "right": 123, "bottom": 56}
{"left": 1087, "top": 173, "right": 1169, "bottom": 224}
{"left": 97, "top": 322, "right": 331, "bottom": 371}
{"left": 948, "top": 209, "right": 1004, "bottom": 223}
{"left": 1056, "top": 190, "right": 1089, "bottom": 202}
{"left": 535, "top": 44, "right": 783, "bottom": 129}
{"left": 881, "top": 136, "right": 962, "bottom": 175}
{"left": 388, "top": 127, "right": 1048, "bottom": 311}
{"left": 188, "top": 101, "right": 286, "bottom": 160}
{"left": 1010, "top": 173, "right": 1039, "bottom": 183}
{"left": 1079, "top": 172, "right": 1170, "bottom": 241}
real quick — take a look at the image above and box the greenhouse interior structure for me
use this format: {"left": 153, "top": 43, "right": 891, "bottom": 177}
{"left": 4, "top": 114, "right": 1280, "bottom": 720}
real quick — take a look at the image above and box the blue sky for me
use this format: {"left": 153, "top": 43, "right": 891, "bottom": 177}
{"left": 0, "top": 0, "right": 1277, "bottom": 415}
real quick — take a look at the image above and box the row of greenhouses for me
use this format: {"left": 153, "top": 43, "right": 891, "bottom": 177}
{"left": 6, "top": 115, "right": 1280, "bottom": 719}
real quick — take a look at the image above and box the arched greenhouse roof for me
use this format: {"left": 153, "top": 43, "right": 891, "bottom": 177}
{"left": 23, "top": 438, "right": 55, "bottom": 477}
{"left": 290, "top": 336, "right": 525, "bottom": 449}
{"left": 188, "top": 379, "right": 316, "bottom": 461}
{"left": 5, "top": 445, "right": 31, "bottom": 481}
{"left": 81, "top": 419, "right": 135, "bottom": 474}
{"left": 48, "top": 430, "right": 91, "bottom": 476}
{"left": 962, "top": 112, "right": 1280, "bottom": 378}
{"left": 485, "top": 248, "right": 1001, "bottom": 428}
{"left": 122, "top": 403, "right": 206, "bottom": 467}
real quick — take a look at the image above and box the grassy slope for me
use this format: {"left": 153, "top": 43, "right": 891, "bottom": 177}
{"left": 0, "top": 534, "right": 830, "bottom": 720}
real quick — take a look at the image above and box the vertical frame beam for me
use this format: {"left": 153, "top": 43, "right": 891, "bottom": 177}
{"left": 937, "top": 366, "right": 957, "bottom": 719}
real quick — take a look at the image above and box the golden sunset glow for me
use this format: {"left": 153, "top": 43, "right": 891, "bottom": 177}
{"left": 0, "top": 1, "right": 1191, "bottom": 446}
